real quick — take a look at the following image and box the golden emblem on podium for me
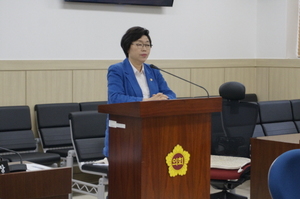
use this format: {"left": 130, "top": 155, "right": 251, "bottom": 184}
{"left": 166, "top": 144, "right": 190, "bottom": 177}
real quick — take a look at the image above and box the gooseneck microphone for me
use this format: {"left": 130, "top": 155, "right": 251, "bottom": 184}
{"left": 0, "top": 146, "right": 27, "bottom": 172}
{"left": 150, "top": 64, "right": 210, "bottom": 98}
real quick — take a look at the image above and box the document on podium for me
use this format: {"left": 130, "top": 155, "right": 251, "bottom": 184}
{"left": 26, "top": 162, "right": 51, "bottom": 171}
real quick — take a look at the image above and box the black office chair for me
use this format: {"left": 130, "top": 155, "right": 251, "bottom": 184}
{"left": 211, "top": 81, "right": 258, "bottom": 199}
{"left": 258, "top": 100, "right": 298, "bottom": 136}
{"left": 79, "top": 101, "right": 107, "bottom": 111}
{"left": 69, "top": 111, "right": 108, "bottom": 199}
{"left": 35, "top": 103, "right": 80, "bottom": 167}
{"left": 290, "top": 99, "right": 300, "bottom": 132}
{"left": 0, "top": 106, "right": 60, "bottom": 167}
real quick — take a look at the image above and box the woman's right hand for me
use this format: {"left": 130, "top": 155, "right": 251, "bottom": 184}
{"left": 143, "top": 93, "right": 169, "bottom": 101}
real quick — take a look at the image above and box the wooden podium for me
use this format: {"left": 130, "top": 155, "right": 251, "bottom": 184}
{"left": 98, "top": 97, "right": 222, "bottom": 199}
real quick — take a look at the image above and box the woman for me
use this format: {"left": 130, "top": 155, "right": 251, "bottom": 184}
{"left": 103, "top": 26, "right": 176, "bottom": 157}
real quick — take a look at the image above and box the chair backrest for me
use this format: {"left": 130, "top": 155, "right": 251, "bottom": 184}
{"left": 241, "top": 93, "right": 258, "bottom": 102}
{"left": 211, "top": 112, "right": 226, "bottom": 155}
{"left": 218, "top": 81, "right": 258, "bottom": 158}
{"left": 253, "top": 124, "right": 265, "bottom": 138}
{"left": 35, "top": 103, "right": 80, "bottom": 149}
{"left": 252, "top": 109, "right": 266, "bottom": 137}
{"left": 290, "top": 99, "right": 300, "bottom": 132}
{"left": 268, "top": 149, "right": 300, "bottom": 199}
{"left": 0, "top": 106, "right": 36, "bottom": 152}
{"left": 79, "top": 101, "right": 107, "bottom": 111}
{"left": 69, "top": 111, "right": 107, "bottom": 162}
{"left": 259, "top": 100, "right": 298, "bottom": 136}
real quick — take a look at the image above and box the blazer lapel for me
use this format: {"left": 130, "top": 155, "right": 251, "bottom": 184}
{"left": 123, "top": 59, "right": 143, "bottom": 97}
{"left": 144, "top": 65, "right": 156, "bottom": 96}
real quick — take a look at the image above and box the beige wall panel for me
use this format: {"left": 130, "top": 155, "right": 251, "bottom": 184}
{"left": 73, "top": 70, "right": 107, "bottom": 102}
{"left": 255, "top": 68, "right": 269, "bottom": 101}
{"left": 270, "top": 68, "right": 300, "bottom": 100}
{"left": 26, "top": 70, "right": 73, "bottom": 137}
{"left": 26, "top": 70, "right": 73, "bottom": 107}
{"left": 287, "top": 68, "right": 300, "bottom": 100}
{"left": 162, "top": 69, "right": 191, "bottom": 98}
{"left": 256, "top": 59, "right": 300, "bottom": 68}
{"left": 0, "top": 60, "right": 119, "bottom": 71}
{"left": 0, "top": 71, "right": 26, "bottom": 106}
{"left": 149, "top": 59, "right": 256, "bottom": 69}
{"left": 0, "top": 59, "right": 256, "bottom": 70}
{"left": 224, "top": 68, "right": 256, "bottom": 94}
{"left": 191, "top": 68, "right": 225, "bottom": 97}
{"left": 268, "top": 68, "right": 290, "bottom": 100}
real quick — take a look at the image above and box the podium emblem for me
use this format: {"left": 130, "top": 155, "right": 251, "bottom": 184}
{"left": 166, "top": 144, "right": 190, "bottom": 177}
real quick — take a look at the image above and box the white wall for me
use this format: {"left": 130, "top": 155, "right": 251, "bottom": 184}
{"left": 0, "top": 0, "right": 297, "bottom": 60}
{"left": 256, "top": 0, "right": 298, "bottom": 58}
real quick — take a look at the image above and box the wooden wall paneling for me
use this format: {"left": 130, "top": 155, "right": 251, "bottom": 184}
{"left": 268, "top": 68, "right": 290, "bottom": 100}
{"left": 0, "top": 71, "right": 26, "bottom": 106}
{"left": 224, "top": 67, "right": 257, "bottom": 94}
{"left": 287, "top": 68, "right": 300, "bottom": 100}
{"left": 255, "top": 67, "right": 269, "bottom": 101}
{"left": 73, "top": 69, "right": 107, "bottom": 102}
{"left": 149, "top": 59, "right": 256, "bottom": 69}
{"left": 191, "top": 68, "right": 225, "bottom": 97}
{"left": 26, "top": 70, "right": 73, "bottom": 105}
{"left": 0, "top": 60, "right": 116, "bottom": 71}
{"left": 2, "top": 59, "right": 300, "bottom": 112}
{"left": 26, "top": 70, "right": 73, "bottom": 137}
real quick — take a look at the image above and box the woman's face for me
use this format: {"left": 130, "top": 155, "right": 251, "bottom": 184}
{"left": 128, "top": 35, "right": 151, "bottom": 66}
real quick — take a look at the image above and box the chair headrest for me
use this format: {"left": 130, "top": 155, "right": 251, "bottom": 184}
{"left": 219, "top": 81, "right": 245, "bottom": 100}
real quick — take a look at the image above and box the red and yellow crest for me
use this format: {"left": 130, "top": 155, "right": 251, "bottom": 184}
{"left": 165, "top": 144, "right": 190, "bottom": 177}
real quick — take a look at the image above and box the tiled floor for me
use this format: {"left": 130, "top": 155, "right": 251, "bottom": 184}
{"left": 72, "top": 180, "right": 250, "bottom": 198}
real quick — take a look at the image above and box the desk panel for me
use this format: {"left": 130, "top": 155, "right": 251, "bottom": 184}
{"left": 0, "top": 167, "right": 71, "bottom": 199}
{"left": 251, "top": 134, "right": 300, "bottom": 199}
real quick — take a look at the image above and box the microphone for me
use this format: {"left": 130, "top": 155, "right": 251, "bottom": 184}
{"left": 0, "top": 147, "right": 27, "bottom": 172}
{"left": 150, "top": 64, "right": 210, "bottom": 97}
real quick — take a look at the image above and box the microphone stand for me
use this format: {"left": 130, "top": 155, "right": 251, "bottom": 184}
{"left": 150, "top": 64, "right": 210, "bottom": 98}
{"left": 0, "top": 147, "right": 27, "bottom": 172}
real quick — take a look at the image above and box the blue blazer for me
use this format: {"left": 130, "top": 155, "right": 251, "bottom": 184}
{"left": 103, "top": 58, "right": 176, "bottom": 156}
{"left": 107, "top": 58, "right": 176, "bottom": 103}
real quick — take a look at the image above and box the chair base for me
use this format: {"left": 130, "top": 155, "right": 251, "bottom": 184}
{"left": 211, "top": 190, "right": 247, "bottom": 199}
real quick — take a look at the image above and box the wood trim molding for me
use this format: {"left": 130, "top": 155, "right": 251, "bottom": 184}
{"left": 0, "top": 59, "right": 258, "bottom": 71}
{"left": 2, "top": 59, "right": 300, "bottom": 71}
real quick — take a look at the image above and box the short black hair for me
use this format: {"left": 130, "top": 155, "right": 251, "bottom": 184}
{"left": 120, "top": 26, "right": 152, "bottom": 58}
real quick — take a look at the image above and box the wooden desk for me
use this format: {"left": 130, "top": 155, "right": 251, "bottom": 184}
{"left": 251, "top": 133, "right": 300, "bottom": 199}
{"left": 0, "top": 164, "right": 71, "bottom": 199}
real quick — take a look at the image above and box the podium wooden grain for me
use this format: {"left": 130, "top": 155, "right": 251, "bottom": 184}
{"left": 0, "top": 167, "right": 71, "bottom": 199}
{"left": 99, "top": 97, "right": 222, "bottom": 199}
